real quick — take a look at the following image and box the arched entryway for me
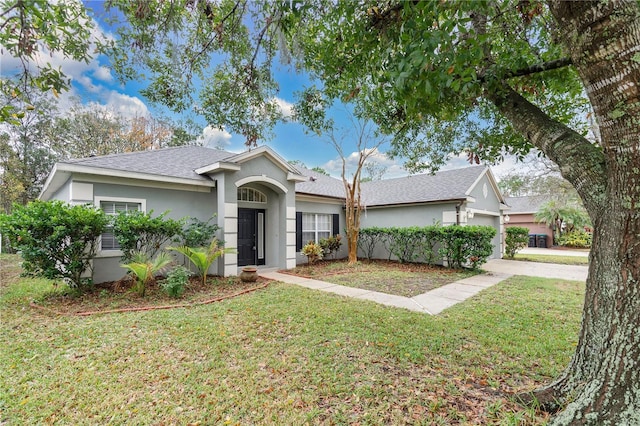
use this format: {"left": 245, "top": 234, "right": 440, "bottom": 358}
{"left": 235, "top": 176, "right": 292, "bottom": 269}
{"left": 237, "top": 187, "right": 267, "bottom": 266}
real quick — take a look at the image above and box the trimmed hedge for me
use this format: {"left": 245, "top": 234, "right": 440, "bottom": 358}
{"left": 358, "top": 224, "right": 496, "bottom": 269}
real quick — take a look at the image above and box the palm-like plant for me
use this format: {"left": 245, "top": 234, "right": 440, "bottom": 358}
{"left": 168, "top": 238, "right": 235, "bottom": 286}
{"left": 121, "top": 251, "right": 173, "bottom": 296}
{"left": 535, "top": 200, "right": 591, "bottom": 240}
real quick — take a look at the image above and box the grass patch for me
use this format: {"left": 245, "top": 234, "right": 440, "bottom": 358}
{"left": 1, "top": 254, "right": 584, "bottom": 424}
{"left": 286, "top": 259, "right": 479, "bottom": 297}
{"left": 512, "top": 253, "right": 589, "bottom": 265}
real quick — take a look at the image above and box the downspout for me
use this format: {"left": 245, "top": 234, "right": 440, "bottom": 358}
{"left": 455, "top": 201, "right": 463, "bottom": 225}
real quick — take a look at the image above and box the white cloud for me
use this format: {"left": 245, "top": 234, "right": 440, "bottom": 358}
{"left": 322, "top": 148, "right": 408, "bottom": 179}
{"left": 92, "top": 66, "right": 113, "bottom": 83}
{"left": 272, "top": 97, "right": 295, "bottom": 119}
{"left": 198, "top": 125, "right": 233, "bottom": 148}
{"left": 104, "top": 91, "right": 150, "bottom": 118}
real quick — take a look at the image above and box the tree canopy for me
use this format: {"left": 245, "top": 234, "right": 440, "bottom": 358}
{"left": 3, "top": 0, "right": 640, "bottom": 423}
{"left": 105, "top": 1, "right": 640, "bottom": 422}
{"left": 0, "top": 0, "right": 104, "bottom": 122}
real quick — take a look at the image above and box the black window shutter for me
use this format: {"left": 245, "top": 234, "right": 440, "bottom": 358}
{"left": 296, "top": 212, "right": 303, "bottom": 250}
{"left": 332, "top": 213, "right": 340, "bottom": 236}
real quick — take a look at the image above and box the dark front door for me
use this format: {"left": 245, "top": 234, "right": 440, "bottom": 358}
{"left": 238, "top": 208, "right": 265, "bottom": 266}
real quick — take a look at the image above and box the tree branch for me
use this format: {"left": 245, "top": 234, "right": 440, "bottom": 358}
{"left": 504, "top": 57, "right": 573, "bottom": 79}
{"left": 487, "top": 83, "right": 606, "bottom": 215}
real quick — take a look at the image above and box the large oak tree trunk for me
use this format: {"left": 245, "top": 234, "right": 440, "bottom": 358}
{"left": 490, "top": 1, "right": 640, "bottom": 423}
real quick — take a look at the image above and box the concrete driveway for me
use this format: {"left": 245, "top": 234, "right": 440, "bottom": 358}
{"left": 519, "top": 247, "right": 589, "bottom": 257}
{"left": 483, "top": 258, "right": 588, "bottom": 281}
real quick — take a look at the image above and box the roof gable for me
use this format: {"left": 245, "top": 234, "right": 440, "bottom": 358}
{"left": 195, "top": 145, "right": 306, "bottom": 182}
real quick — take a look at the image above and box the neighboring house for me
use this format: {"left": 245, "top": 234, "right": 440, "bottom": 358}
{"left": 39, "top": 145, "right": 508, "bottom": 283}
{"left": 503, "top": 195, "right": 554, "bottom": 247}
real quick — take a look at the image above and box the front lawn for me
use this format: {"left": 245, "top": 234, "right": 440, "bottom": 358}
{"left": 285, "top": 259, "right": 479, "bottom": 297}
{"left": 0, "top": 254, "right": 584, "bottom": 424}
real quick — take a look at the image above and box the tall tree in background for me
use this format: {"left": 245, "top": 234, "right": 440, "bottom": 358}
{"left": 0, "top": 89, "right": 57, "bottom": 213}
{"left": 53, "top": 103, "right": 203, "bottom": 159}
{"left": 0, "top": 94, "right": 203, "bottom": 213}
{"left": 52, "top": 102, "right": 129, "bottom": 159}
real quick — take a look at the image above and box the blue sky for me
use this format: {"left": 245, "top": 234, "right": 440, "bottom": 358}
{"left": 1, "top": 1, "right": 528, "bottom": 180}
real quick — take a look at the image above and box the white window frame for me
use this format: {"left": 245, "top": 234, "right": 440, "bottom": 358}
{"left": 237, "top": 187, "right": 267, "bottom": 203}
{"left": 95, "top": 196, "right": 146, "bottom": 257}
{"left": 302, "top": 213, "right": 332, "bottom": 244}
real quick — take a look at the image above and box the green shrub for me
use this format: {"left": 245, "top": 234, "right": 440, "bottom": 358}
{"left": 387, "top": 226, "right": 424, "bottom": 263}
{"left": 505, "top": 226, "right": 529, "bottom": 259}
{"left": 319, "top": 234, "right": 342, "bottom": 259}
{"left": 357, "top": 227, "right": 387, "bottom": 260}
{"left": 556, "top": 230, "right": 592, "bottom": 248}
{"left": 0, "top": 201, "right": 108, "bottom": 287}
{"left": 439, "top": 225, "right": 496, "bottom": 269}
{"left": 181, "top": 216, "right": 220, "bottom": 247}
{"left": 112, "top": 210, "right": 183, "bottom": 261}
{"left": 301, "top": 241, "right": 323, "bottom": 265}
{"left": 167, "top": 239, "right": 234, "bottom": 286}
{"left": 121, "top": 251, "right": 173, "bottom": 296}
{"left": 161, "top": 266, "right": 190, "bottom": 298}
{"left": 416, "top": 225, "right": 442, "bottom": 266}
{"left": 358, "top": 224, "right": 494, "bottom": 269}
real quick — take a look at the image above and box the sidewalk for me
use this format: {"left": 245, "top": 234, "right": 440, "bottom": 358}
{"left": 259, "top": 270, "right": 512, "bottom": 315}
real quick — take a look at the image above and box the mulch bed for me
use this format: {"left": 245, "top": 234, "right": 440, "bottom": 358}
{"left": 32, "top": 275, "right": 271, "bottom": 316}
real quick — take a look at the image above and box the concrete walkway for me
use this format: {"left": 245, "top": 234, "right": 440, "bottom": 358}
{"left": 260, "top": 251, "right": 589, "bottom": 315}
{"left": 259, "top": 269, "right": 513, "bottom": 315}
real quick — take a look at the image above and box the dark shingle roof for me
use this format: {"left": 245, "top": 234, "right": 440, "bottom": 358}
{"left": 295, "top": 167, "right": 346, "bottom": 198}
{"left": 361, "top": 166, "right": 487, "bottom": 206}
{"left": 59, "top": 146, "right": 490, "bottom": 205}
{"left": 65, "top": 146, "right": 234, "bottom": 182}
{"left": 504, "top": 195, "right": 552, "bottom": 213}
{"left": 295, "top": 165, "right": 488, "bottom": 206}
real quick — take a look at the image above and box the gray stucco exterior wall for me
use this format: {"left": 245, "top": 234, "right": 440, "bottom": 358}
{"left": 360, "top": 203, "right": 456, "bottom": 228}
{"left": 50, "top": 177, "right": 72, "bottom": 202}
{"left": 91, "top": 181, "right": 218, "bottom": 283}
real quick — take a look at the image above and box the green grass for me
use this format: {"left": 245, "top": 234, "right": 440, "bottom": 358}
{"left": 0, "top": 255, "right": 584, "bottom": 424}
{"left": 512, "top": 253, "right": 589, "bottom": 265}
{"left": 286, "top": 260, "right": 479, "bottom": 297}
